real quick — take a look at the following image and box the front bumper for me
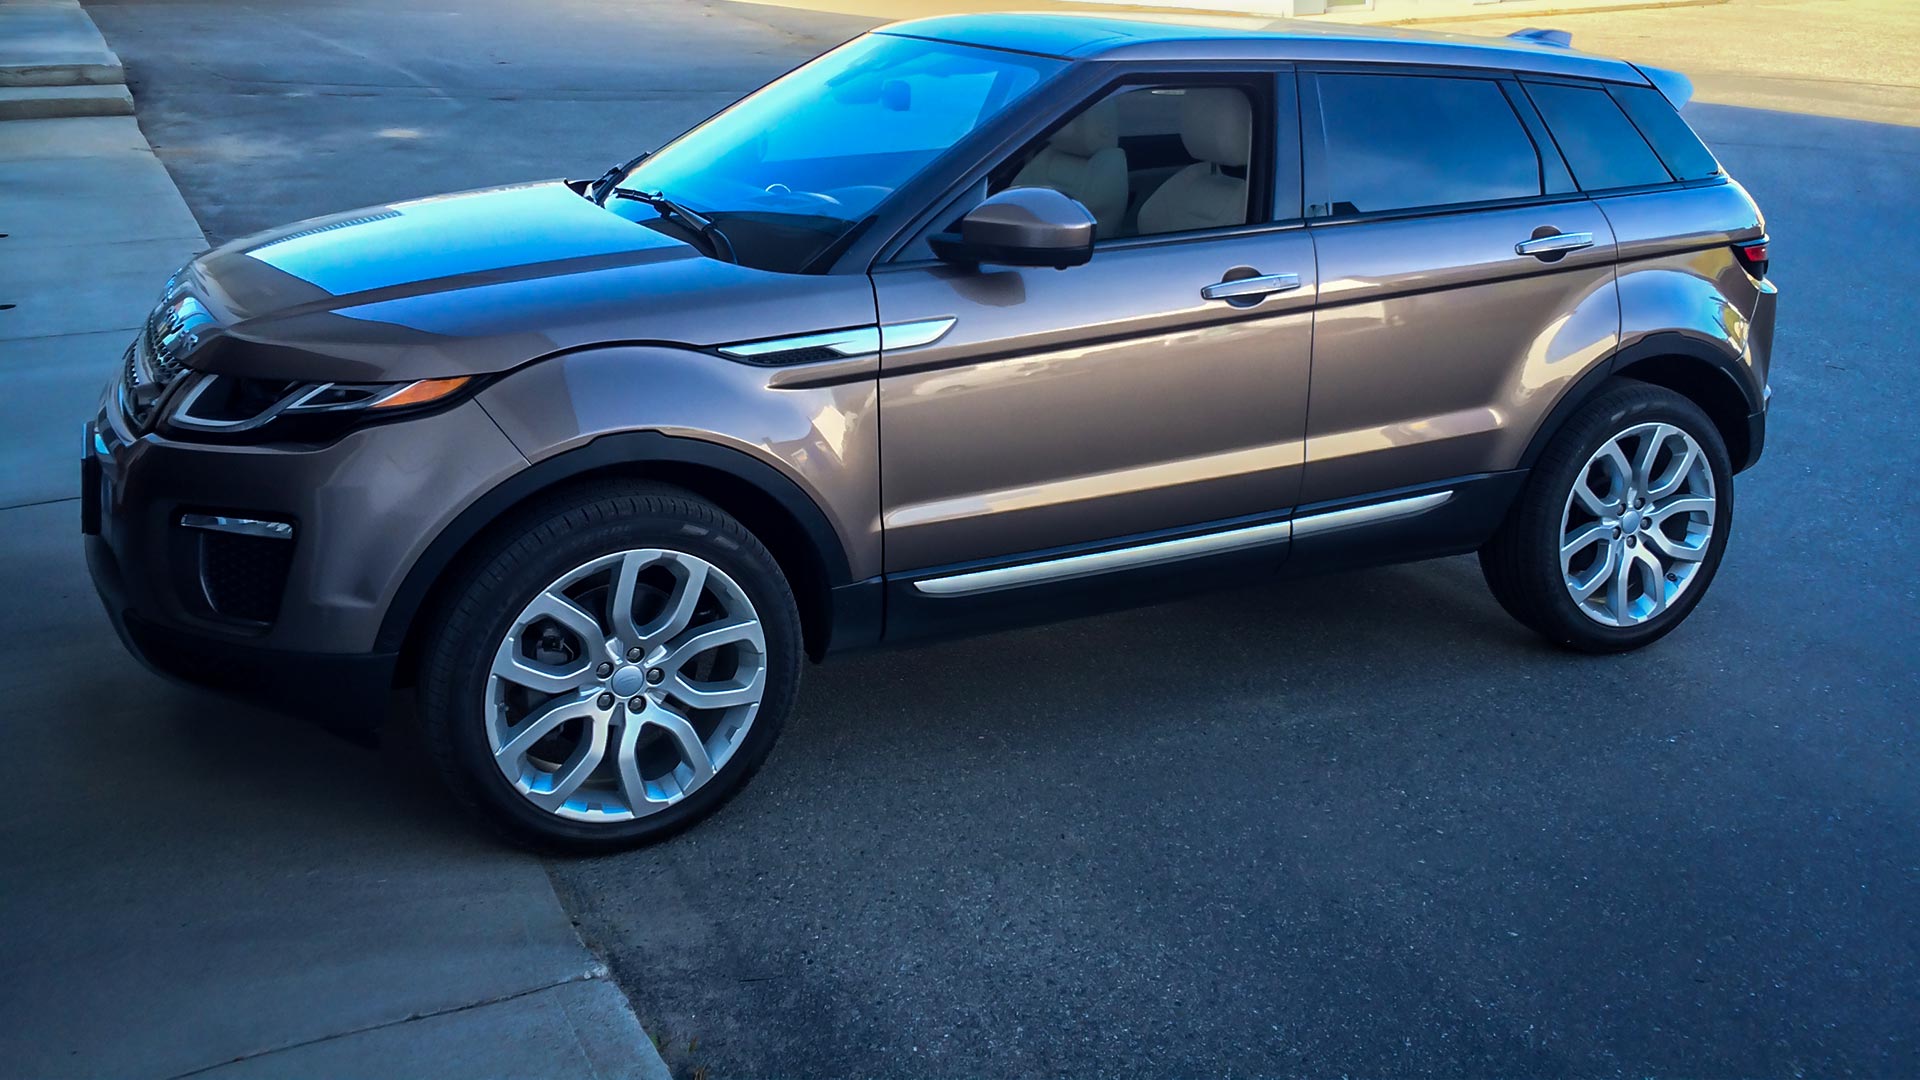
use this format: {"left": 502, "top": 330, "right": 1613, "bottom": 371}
{"left": 82, "top": 383, "right": 529, "bottom": 727}
{"left": 87, "top": 529, "right": 396, "bottom": 733}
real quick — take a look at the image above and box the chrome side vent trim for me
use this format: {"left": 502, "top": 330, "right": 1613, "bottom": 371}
{"left": 717, "top": 317, "right": 956, "bottom": 366}
{"left": 879, "top": 317, "right": 957, "bottom": 351}
{"left": 717, "top": 326, "right": 880, "bottom": 364}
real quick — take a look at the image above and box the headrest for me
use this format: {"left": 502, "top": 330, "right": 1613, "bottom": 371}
{"left": 1047, "top": 98, "right": 1119, "bottom": 158}
{"left": 1179, "top": 88, "right": 1250, "bottom": 168}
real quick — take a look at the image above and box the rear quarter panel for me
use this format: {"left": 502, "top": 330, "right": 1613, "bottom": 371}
{"left": 1602, "top": 180, "right": 1774, "bottom": 399}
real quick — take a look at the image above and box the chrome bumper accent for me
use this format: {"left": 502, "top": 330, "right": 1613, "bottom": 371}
{"left": 179, "top": 513, "right": 294, "bottom": 540}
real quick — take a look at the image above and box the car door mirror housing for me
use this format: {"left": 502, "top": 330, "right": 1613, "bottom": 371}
{"left": 930, "top": 187, "right": 1096, "bottom": 270}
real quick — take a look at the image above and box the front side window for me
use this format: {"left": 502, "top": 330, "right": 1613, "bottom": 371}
{"left": 610, "top": 34, "right": 1064, "bottom": 273}
{"left": 992, "top": 84, "right": 1260, "bottom": 240}
{"left": 1308, "top": 73, "right": 1541, "bottom": 217}
{"left": 895, "top": 80, "right": 1265, "bottom": 262}
{"left": 1525, "top": 81, "right": 1672, "bottom": 191}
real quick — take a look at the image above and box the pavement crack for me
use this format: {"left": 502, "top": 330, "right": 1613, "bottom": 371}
{"left": 159, "top": 968, "right": 611, "bottom": 1079}
{"left": 0, "top": 496, "right": 80, "bottom": 513}
{"left": 0, "top": 324, "right": 142, "bottom": 344}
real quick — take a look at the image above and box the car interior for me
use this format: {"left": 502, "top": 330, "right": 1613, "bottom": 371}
{"left": 997, "top": 85, "right": 1254, "bottom": 239}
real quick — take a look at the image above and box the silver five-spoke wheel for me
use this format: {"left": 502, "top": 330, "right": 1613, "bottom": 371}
{"left": 486, "top": 549, "right": 767, "bottom": 821}
{"left": 1560, "top": 421, "right": 1716, "bottom": 628}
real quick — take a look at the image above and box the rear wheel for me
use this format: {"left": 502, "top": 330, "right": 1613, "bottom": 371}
{"left": 1481, "top": 381, "right": 1733, "bottom": 652}
{"left": 420, "top": 482, "right": 800, "bottom": 851}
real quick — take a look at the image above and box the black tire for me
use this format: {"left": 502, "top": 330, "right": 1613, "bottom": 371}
{"left": 1481, "top": 379, "right": 1734, "bottom": 653}
{"left": 419, "top": 480, "right": 801, "bottom": 852}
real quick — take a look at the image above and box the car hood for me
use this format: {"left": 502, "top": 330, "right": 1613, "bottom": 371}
{"left": 175, "top": 181, "right": 876, "bottom": 383}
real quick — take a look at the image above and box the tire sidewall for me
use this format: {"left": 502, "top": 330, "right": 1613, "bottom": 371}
{"left": 1528, "top": 387, "right": 1735, "bottom": 651}
{"left": 424, "top": 490, "right": 801, "bottom": 851}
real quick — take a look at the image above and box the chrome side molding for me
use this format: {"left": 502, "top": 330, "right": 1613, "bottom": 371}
{"left": 1291, "top": 490, "right": 1453, "bottom": 538}
{"left": 914, "top": 518, "right": 1292, "bottom": 597}
{"left": 912, "top": 489, "right": 1452, "bottom": 598}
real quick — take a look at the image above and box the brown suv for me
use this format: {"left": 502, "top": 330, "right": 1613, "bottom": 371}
{"left": 84, "top": 14, "right": 1775, "bottom": 849}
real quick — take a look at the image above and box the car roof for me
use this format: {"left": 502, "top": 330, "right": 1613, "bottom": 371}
{"left": 875, "top": 12, "right": 1650, "bottom": 85}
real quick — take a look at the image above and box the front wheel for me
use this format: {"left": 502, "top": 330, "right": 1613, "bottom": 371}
{"left": 419, "top": 482, "right": 801, "bottom": 851}
{"left": 1481, "top": 380, "right": 1734, "bottom": 653}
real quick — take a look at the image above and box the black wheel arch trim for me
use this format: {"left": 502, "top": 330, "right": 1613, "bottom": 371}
{"left": 373, "top": 429, "right": 855, "bottom": 657}
{"left": 1519, "top": 331, "right": 1765, "bottom": 474}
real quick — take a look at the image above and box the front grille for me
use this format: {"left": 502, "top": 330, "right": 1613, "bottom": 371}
{"left": 196, "top": 530, "right": 294, "bottom": 624}
{"left": 122, "top": 284, "right": 213, "bottom": 431}
{"left": 121, "top": 339, "right": 162, "bottom": 431}
{"left": 144, "top": 318, "right": 188, "bottom": 386}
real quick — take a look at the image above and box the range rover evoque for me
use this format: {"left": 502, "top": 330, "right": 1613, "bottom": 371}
{"left": 84, "top": 14, "right": 1776, "bottom": 849}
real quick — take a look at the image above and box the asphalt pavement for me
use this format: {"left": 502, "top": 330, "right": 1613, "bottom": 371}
{"left": 64, "top": 0, "right": 1920, "bottom": 1075}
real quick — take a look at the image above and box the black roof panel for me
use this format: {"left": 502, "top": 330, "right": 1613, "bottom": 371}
{"left": 876, "top": 12, "right": 1648, "bottom": 84}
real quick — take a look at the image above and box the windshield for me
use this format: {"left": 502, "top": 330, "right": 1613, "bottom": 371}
{"left": 607, "top": 34, "right": 1064, "bottom": 274}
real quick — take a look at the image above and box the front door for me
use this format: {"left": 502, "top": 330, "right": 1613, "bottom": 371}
{"left": 872, "top": 76, "right": 1316, "bottom": 578}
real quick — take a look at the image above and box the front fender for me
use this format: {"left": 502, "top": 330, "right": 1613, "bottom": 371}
{"left": 474, "top": 345, "right": 881, "bottom": 582}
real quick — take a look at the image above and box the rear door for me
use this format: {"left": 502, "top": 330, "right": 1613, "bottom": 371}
{"left": 1299, "top": 66, "right": 1621, "bottom": 507}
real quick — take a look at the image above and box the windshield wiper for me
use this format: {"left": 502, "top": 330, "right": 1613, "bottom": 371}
{"left": 609, "top": 187, "right": 737, "bottom": 264}
{"left": 589, "top": 151, "right": 648, "bottom": 204}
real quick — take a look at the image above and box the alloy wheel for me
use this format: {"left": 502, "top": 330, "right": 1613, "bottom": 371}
{"left": 485, "top": 549, "right": 767, "bottom": 821}
{"left": 1559, "top": 422, "right": 1717, "bottom": 628}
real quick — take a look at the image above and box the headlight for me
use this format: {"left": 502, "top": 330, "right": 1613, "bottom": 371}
{"left": 165, "top": 372, "right": 473, "bottom": 439}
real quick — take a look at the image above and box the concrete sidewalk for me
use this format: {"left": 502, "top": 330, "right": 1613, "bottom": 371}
{"left": 0, "top": 7, "right": 667, "bottom": 1079}
{"left": 0, "top": 0, "right": 130, "bottom": 118}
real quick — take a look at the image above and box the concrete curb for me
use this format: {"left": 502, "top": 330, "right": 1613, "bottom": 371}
{"left": 0, "top": 0, "right": 125, "bottom": 92}
{"left": 0, "top": 59, "right": 123, "bottom": 86}
{"left": 0, "top": 82, "right": 131, "bottom": 119}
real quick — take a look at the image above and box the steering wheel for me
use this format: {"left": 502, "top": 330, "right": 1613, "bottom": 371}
{"left": 761, "top": 183, "right": 842, "bottom": 208}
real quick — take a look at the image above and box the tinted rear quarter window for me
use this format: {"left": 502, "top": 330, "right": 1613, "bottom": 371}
{"left": 1525, "top": 81, "right": 1671, "bottom": 190}
{"left": 1308, "top": 73, "right": 1541, "bottom": 216}
{"left": 1610, "top": 84, "right": 1722, "bottom": 181}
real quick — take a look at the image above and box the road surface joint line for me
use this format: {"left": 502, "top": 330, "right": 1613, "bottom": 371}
{"left": 156, "top": 967, "right": 626, "bottom": 1080}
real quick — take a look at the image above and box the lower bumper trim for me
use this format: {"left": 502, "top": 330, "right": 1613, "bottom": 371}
{"left": 88, "top": 534, "right": 398, "bottom": 737}
{"left": 1741, "top": 405, "right": 1767, "bottom": 473}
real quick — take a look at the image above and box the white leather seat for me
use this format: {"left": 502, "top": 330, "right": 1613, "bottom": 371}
{"left": 1012, "top": 99, "right": 1127, "bottom": 239}
{"left": 1137, "top": 89, "right": 1251, "bottom": 236}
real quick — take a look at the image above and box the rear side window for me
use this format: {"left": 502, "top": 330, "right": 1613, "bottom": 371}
{"left": 1525, "top": 81, "right": 1671, "bottom": 190}
{"left": 1308, "top": 73, "right": 1541, "bottom": 216}
{"left": 1609, "top": 84, "right": 1721, "bottom": 181}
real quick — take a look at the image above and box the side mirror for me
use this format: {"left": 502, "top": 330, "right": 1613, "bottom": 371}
{"left": 930, "top": 187, "right": 1096, "bottom": 270}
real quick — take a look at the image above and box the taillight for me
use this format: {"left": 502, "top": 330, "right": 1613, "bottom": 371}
{"left": 1735, "top": 238, "right": 1770, "bottom": 279}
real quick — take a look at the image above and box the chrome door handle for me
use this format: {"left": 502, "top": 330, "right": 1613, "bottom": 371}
{"left": 1201, "top": 273, "right": 1302, "bottom": 302}
{"left": 1514, "top": 232, "right": 1595, "bottom": 258}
